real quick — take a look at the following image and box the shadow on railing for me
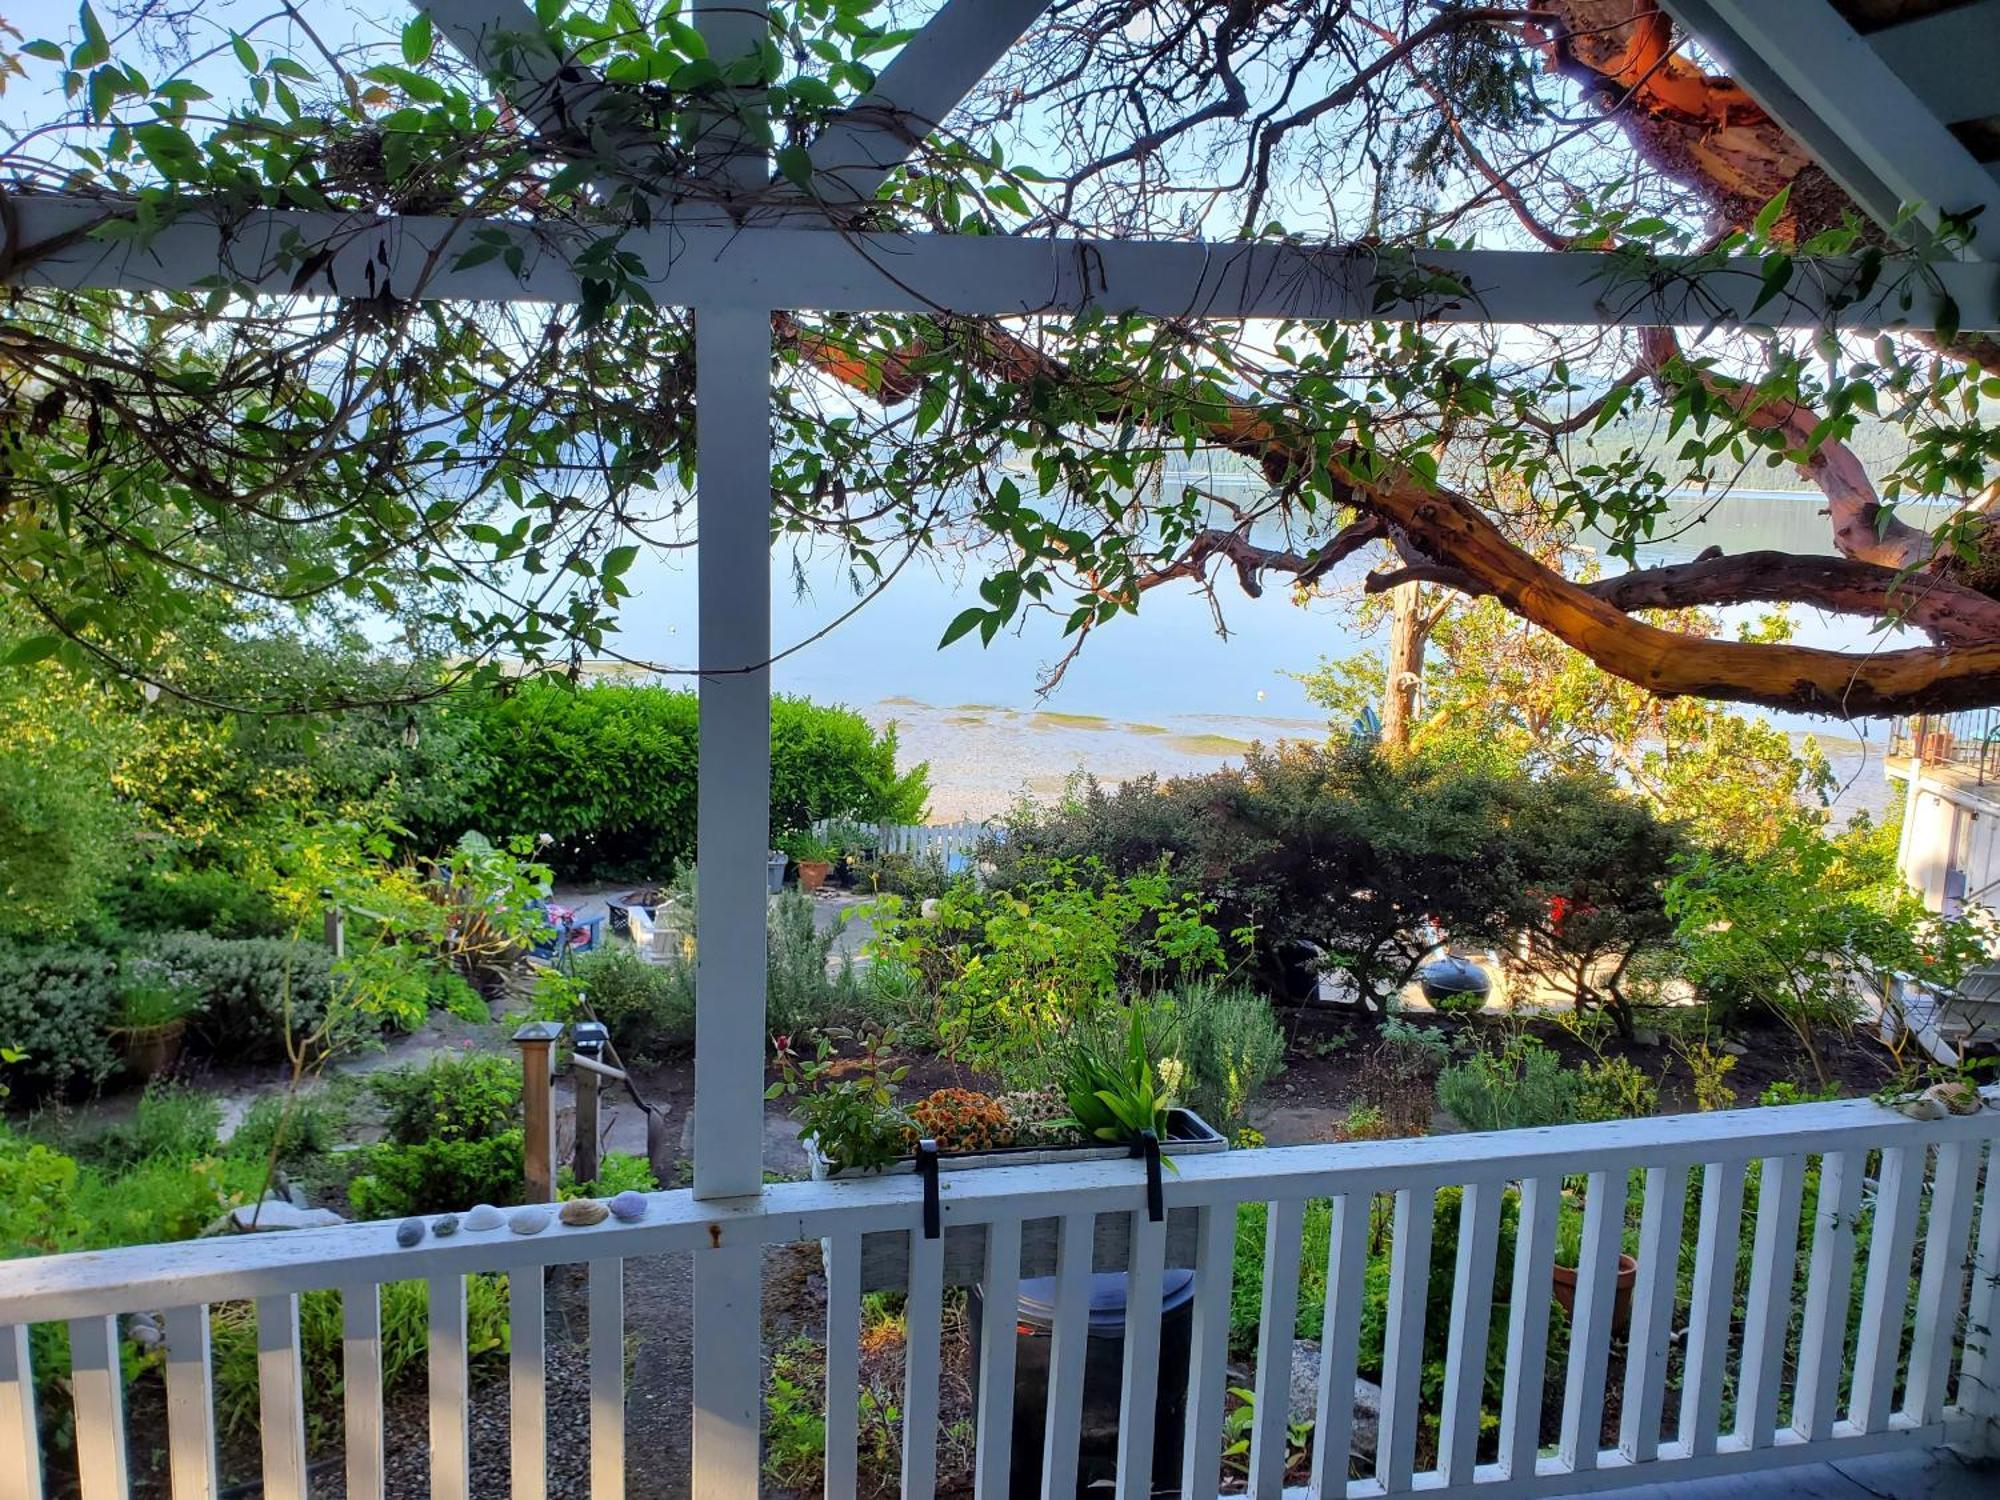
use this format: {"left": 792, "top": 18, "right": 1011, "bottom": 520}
{"left": 1, "top": 1092, "right": 1995, "bottom": 1498}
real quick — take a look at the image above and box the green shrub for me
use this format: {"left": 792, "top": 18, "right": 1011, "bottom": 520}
{"left": 1435, "top": 1034, "right": 1585, "bottom": 1132}
{"left": 100, "top": 862, "right": 285, "bottom": 940}
{"left": 443, "top": 681, "right": 929, "bottom": 881}
{"left": 347, "top": 1132, "right": 526, "bottom": 1219}
{"left": 557, "top": 945, "right": 697, "bottom": 1058}
{"left": 224, "top": 1090, "right": 346, "bottom": 1170}
{"left": 373, "top": 1053, "right": 521, "bottom": 1146}
{"left": 867, "top": 861, "right": 1226, "bottom": 1080}
{"left": 210, "top": 1276, "right": 508, "bottom": 1449}
{"left": 1162, "top": 983, "right": 1285, "bottom": 1129}
{"left": 560, "top": 1149, "right": 658, "bottom": 1198}
{"left": 146, "top": 932, "right": 335, "bottom": 1062}
{"left": 0, "top": 944, "right": 122, "bottom": 1096}
{"left": 768, "top": 890, "right": 848, "bottom": 1038}
{"left": 69, "top": 1082, "right": 223, "bottom": 1171}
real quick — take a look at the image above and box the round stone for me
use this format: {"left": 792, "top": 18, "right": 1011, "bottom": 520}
{"left": 560, "top": 1197, "right": 608, "bottom": 1227}
{"left": 395, "top": 1217, "right": 425, "bottom": 1247}
{"left": 608, "top": 1190, "right": 648, "bottom": 1222}
{"left": 508, "top": 1207, "right": 552, "bottom": 1236}
{"left": 464, "top": 1204, "right": 505, "bottom": 1232}
{"left": 432, "top": 1214, "right": 460, "bottom": 1238}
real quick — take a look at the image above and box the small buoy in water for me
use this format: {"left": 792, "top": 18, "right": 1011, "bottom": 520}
{"left": 561, "top": 1198, "right": 609, "bottom": 1227}
{"left": 464, "top": 1204, "right": 505, "bottom": 1232}
{"left": 609, "top": 1190, "right": 648, "bottom": 1222}
{"left": 396, "top": 1218, "right": 425, "bottom": 1247}
{"left": 509, "top": 1207, "right": 551, "bottom": 1236}
{"left": 432, "top": 1214, "right": 459, "bottom": 1238}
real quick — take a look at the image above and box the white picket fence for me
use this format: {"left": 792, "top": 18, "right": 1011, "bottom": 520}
{"left": 814, "top": 817, "right": 991, "bottom": 866}
{"left": 0, "top": 1091, "right": 1995, "bottom": 1498}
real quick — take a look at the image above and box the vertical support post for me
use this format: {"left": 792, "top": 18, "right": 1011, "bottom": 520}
{"left": 322, "top": 900, "right": 344, "bottom": 958}
{"left": 513, "top": 1021, "right": 563, "bottom": 1203}
{"left": 687, "top": 297, "right": 772, "bottom": 1193}
{"left": 686, "top": 262, "right": 773, "bottom": 1500}
{"left": 572, "top": 1021, "right": 609, "bottom": 1190}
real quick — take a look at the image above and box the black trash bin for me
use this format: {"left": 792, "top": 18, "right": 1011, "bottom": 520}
{"left": 970, "top": 1268, "right": 1196, "bottom": 1499}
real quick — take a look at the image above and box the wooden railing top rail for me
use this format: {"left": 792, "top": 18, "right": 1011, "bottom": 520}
{"left": 1, "top": 1089, "right": 1992, "bottom": 1326}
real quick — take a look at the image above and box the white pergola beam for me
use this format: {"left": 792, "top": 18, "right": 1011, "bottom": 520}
{"left": 1659, "top": 0, "right": 2000, "bottom": 257}
{"left": 797, "top": 0, "right": 1053, "bottom": 205}
{"left": 15, "top": 196, "right": 1997, "bottom": 329}
{"left": 419, "top": 0, "right": 607, "bottom": 135}
{"left": 1868, "top": 0, "right": 2000, "bottom": 127}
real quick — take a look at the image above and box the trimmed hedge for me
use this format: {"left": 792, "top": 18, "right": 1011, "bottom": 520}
{"left": 147, "top": 932, "right": 334, "bottom": 1062}
{"left": 441, "top": 681, "right": 929, "bottom": 880}
{"left": 0, "top": 945, "right": 122, "bottom": 1097}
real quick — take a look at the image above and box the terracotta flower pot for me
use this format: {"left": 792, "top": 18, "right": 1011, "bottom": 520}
{"left": 1551, "top": 1253, "right": 1639, "bottom": 1332}
{"left": 111, "top": 1018, "right": 188, "bottom": 1079}
{"left": 796, "top": 858, "right": 832, "bottom": 893}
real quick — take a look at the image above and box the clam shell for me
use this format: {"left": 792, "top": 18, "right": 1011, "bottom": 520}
{"left": 560, "top": 1198, "right": 609, "bottom": 1227}
{"left": 464, "top": 1204, "right": 505, "bottom": 1232}
{"left": 508, "top": 1207, "right": 552, "bottom": 1236}
{"left": 609, "top": 1190, "right": 648, "bottom": 1222}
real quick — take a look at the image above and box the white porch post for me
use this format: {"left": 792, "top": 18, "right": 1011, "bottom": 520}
{"left": 688, "top": 0, "right": 775, "bottom": 1487}
{"left": 689, "top": 301, "right": 774, "bottom": 1497}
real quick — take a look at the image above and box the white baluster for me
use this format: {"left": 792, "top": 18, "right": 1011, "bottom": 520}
{"left": 1499, "top": 1177, "right": 1558, "bottom": 1481}
{"left": 826, "top": 1231, "right": 863, "bottom": 1500}
{"left": 69, "top": 1315, "right": 128, "bottom": 1500}
{"left": 1735, "top": 1155, "right": 1805, "bottom": 1450}
{"left": 1795, "top": 1149, "right": 1865, "bottom": 1441}
{"left": 0, "top": 1325, "right": 43, "bottom": 1500}
{"left": 1619, "top": 1163, "right": 1688, "bottom": 1464}
{"left": 1115, "top": 1207, "right": 1167, "bottom": 1500}
{"left": 1440, "top": 1182, "right": 1502, "bottom": 1487}
{"left": 1309, "top": 1195, "right": 1367, "bottom": 1500}
{"left": 1906, "top": 1140, "right": 1981, "bottom": 1425}
{"left": 343, "top": 1284, "right": 385, "bottom": 1500}
{"left": 255, "top": 1295, "right": 308, "bottom": 1500}
{"left": 508, "top": 1270, "right": 546, "bottom": 1500}
{"left": 902, "top": 1224, "right": 945, "bottom": 1500}
{"left": 1678, "top": 1160, "right": 1746, "bottom": 1459}
{"left": 1377, "top": 1188, "right": 1434, "bottom": 1493}
{"left": 591, "top": 1260, "right": 626, "bottom": 1500}
{"left": 1182, "top": 1204, "right": 1237, "bottom": 1500}
{"left": 1041, "top": 1213, "right": 1095, "bottom": 1500}
{"left": 1960, "top": 1141, "right": 2000, "bottom": 1449}
{"left": 161, "top": 1305, "right": 217, "bottom": 1500}
{"left": 1851, "top": 1144, "right": 1923, "bottom": 1432}
{"left": 1557, "top": 1169, "right": 1625, "bottom": 1473}
{"left": 429, "top": 1276, "right": 470, "bottom": 1500}
{"left": 1250, "top": 1199, "right": 1306, "bottom": 1500}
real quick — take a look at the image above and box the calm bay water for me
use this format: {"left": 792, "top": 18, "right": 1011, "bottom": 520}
{"left": 607, "top": 489, "right": 1924, "bottom": 818}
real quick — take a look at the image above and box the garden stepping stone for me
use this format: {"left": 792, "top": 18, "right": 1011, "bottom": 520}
{"left": 560, "top": 1198, "right": 608, "bottom": 1227}
{"left": 395, "top": 1218, "right": 425, "bottom": 1247}
{"left": 609, "top": 1190, "right": 648, "bottom": 1222}
{"left": 509, "top": 1207, "right": 551, "bottom": 1235}
{"left": 432, "top": 1214, "right": 459, "bottom": 1238}
{"left": 464, "top": 1204, "right": 505, "bottom": 1232}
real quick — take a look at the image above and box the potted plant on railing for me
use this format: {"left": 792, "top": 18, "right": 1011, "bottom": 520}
{"left": 781, "top": 831, "right": 836, "bottom": 894}
{"left": 108, "top": 957, "right": 203, "bottom": 1078}
{"left": 781, "top": 1018, "right": 1225, "bottom": 1181}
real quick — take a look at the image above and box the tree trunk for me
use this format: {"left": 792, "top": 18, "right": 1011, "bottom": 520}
{"left": 1380, "top": 581, "right": 1425, "bottom": 751}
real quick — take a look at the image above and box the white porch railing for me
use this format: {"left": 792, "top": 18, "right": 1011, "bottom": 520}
{"left": 1, "top": 1092, "right": 1995, "bottom": 1499}
{"left": 815, "top": 817, "right": 990, "bottom": 867}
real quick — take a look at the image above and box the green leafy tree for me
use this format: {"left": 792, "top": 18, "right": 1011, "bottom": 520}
{"left": 1667, "top": 815, "right": 1987, "bottom": 1085}
{"left": 1298, "top": 596, "right": 1834, "bottom": 852}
